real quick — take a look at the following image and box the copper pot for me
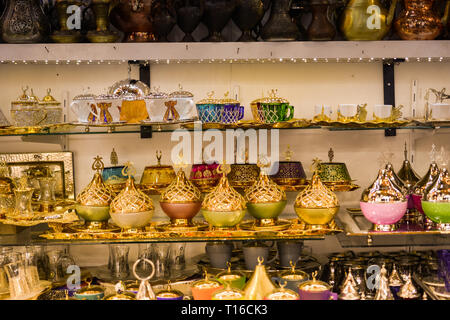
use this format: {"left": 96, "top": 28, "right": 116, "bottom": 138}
{"left": 394, "top": 0, "right": 449, "bottom": 40}
{"left": 110, "top": 0, "right": 156, "bottom": 42}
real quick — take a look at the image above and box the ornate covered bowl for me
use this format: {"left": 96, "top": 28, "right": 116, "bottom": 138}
{"left": 216, "top": 263, "right": 246, "bottom": 290}
{"left": 74, "top": 280, "right": 106, "bottom": 300}
{"left": 251, "top": 89, "right": 295, "bottom": 124}
{"left": 190, "top": 162, "right": 220, "bottom": 191}
{"left": 217, "top": 92, "right": 244, "bottom": 124}
{"left": 412, "top": 163, "right": 439, "bottom": 215}
{"left": 276, "top": 262, "right": 309, "bottom": 292}
{"left": 144, "top": 88, "right": 178, "bottom": 123}
{"left": 422, "top": 168, "right": 450, "bottom": 225}
{"left": 39, "top": 88, "right": 62, "bottom": 125}
{"left": 298, "top": 272, "right": 337, "bottom": 300}
{"left": 155, "top": 282, "right": 184, "bottom": 300}
{"left": 211, "top": 284, "right": 244, "bottom": 301}
{"left": 139, "top": 151, "right": 176, "bottom": 194}
{"left": 264, "top": 283, "right": 299, "bottom": 300}
{"left": 245, "top": 160, "right": 287, "bottom": 227}
{"left": 228, "top": 163, "right": 260, "bottom": 188}
{"left": 270, "top": 145, "right": 306, "bottom": 186}
{"left": 201, "top": 164, "right": 247, "bottom": 229}
{"left": 169, "top": 85, "right": 197, "bottom": 121}
{"left": 196, "top": 91, "right": 222, "bottom": 123}
{"left": 159, "top": 167, "right": 202, "bottom": 228}
{"left": 191, "top": 272, "right": 223, "bottom": 300}
{"left": 360, "top": 169, "right": 407, "bottom": 231}
{"left": 110, "top": 162, "right": 154, "bottom": 231}
{"left": 294, "top": 171, "right": 340, "bottom": 229}
{"left": 75, "top": 156, "right": 115, "bottom": 231}
{"left": 102, "top": 148, "right": 128, "bottom": 195}
{"left": 316, "top": 148, "right": 353, "bottom": 188}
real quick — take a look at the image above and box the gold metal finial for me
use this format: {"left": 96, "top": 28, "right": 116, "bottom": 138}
{"left": 110, "top": 148, "right": 118, "bottom": 166}
{"left": 92, "top": 156, "right": 105, "bottom": 172}
{"left": 279, "top": 280, "right": 287, "bottom": 290}
{"left": 156, "top": 150, "right": 162, "bottom": 165}
{"left": 167, "top": 280, "right": 172, "bottom": 291}
{"left": 311, "top": 157, "right": 322, "bottom": 173}
{"left": 86, "top": 278, "right": 92, "bottom": 288}
{"left": 224, "top": 91, "right": 229, "bottom": 98}
{"left": 257, "top": 256, "right": 264, "bottom": 265}
{"left": 207, "top": 91, "right": 214, "bottom": 98}
{"left": 122, "top": 161, "right": 136, "bottom": 178}
{"left": 328, "top": 148, "right": 334, "bottom": 162}
{"left": 404, "top": 142, "right": 408, "bottom": 161}
{"left": 226, "top": 261, "right": 232, "bottom": 273}
{"left": 284, "top": 145, "right": 293, "bottom": 161}
{"left": 257, "top": 155, "right": 270, "bottom": 168}
{"left": 312, "top": 271, "right": 318, "bottom": 281}
{"left": 217, "top": 161, "right": 231, "bottom": 176}
{"left": 173, "top": 151, "right": 187, "bottom": 169}
{"left": 289, "top": 260, "right": 297, "bottom": 272}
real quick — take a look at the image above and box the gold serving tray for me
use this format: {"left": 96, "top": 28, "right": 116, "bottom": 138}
{"left": 39, "top": 218, "right": 342, "bottom": 241}
{"left": 312, "top": 120, "right": 412, "bottom": 128}
{"left": 0, "top": 201, "right": 78, "bottom": 227}
{"left": 181, "top": 119, "right": 313, "bottom": 130}
{"left": 0, "top": 123, "right": 74, "bottom": 135}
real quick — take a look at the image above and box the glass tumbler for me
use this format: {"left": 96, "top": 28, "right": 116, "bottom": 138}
{"left": 13, "top": 188, "right": 34, "bottom": 218}
{"left": 4, "top": 260, "right": 32, "bottom": 299}
{"left": 151, "top": 243, "right": 170, "bottom": 280}
{"left": 110, "top": 244, "right": 130, "bottom": 279}
{"left": 23, "top": 251, "right": 40, "bottom": 290}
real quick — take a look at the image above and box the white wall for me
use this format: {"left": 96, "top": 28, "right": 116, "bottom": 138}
{"left": 0, "top": 60, "right": 449, "bottom": 267}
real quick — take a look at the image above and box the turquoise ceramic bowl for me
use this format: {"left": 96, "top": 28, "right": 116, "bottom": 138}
{"left": 246, "top": 201, "right": 287, "bottom": 220}
{"left": 74, "top": 286, "right": 105, "bottom": 300}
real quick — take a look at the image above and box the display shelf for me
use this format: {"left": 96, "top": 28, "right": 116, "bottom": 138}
{"left": 0, "top": 123, "right": 447, "bottom": 138}
{"left": 335, "top": 209, "right": 450, "bottom": 248}
{"left": 0, "top": 41, "right": 449, "bottom": 63}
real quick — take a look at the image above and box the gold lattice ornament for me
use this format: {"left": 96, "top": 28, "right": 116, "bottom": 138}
{"left": 245, "top": 157, "right": 286, "bottom": 203}
{"left": 295, "top": 171, "right": 339, "bottom": 208}
{"left": 110, "top": 162, "right": 154, "bottom": 213}
{"left": 160, "top": 168, "right": 202, "bottom": 203}
{"left": 76, "top": 156, "right": 115, "bottom": 206}
{"left": 202, "top": 163, "right": 246, "bottom": 211}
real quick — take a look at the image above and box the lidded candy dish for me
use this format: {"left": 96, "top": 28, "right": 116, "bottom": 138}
{"left": 144, "top": 88, "right": 179, "bottom": 123}
{"left": 139, "top": 151, "right": 176, "bottom": 195}
{"left": 74, "top": 156, "right": 116, "bottom": 232}
{"left": 270, "top": 145, "right": 307, "bottom": 187}
{"left": 196, "top": 91, "right": 222, "bottom": 124}
{"left": 360, "top": 169, "right": 407, "bottom": 232}
{"left": 244, "top": 257, "right": 277, "bottom": 300}
{"left": 102, "top": 148, "right": 128, "bottom": 195}
{"left": 264, "top": 282, "right": 299, "bottom": 300}
{"left": 191, "top": 271, "right": 223, "bottom": 300}
{"left": 169, "top": 85, "right": 197, "bottom": 121}
{"left": 103, "top": 281, "right": 136, "bottom": 300}
{"left": 10, "top": 87, "right": 47, "bottom": 127}
{"left": 74, "top": 279, "right": 106, "bottom": 300}
{"left": 155, "top": 281, "right": 184, "bottom": 300}
{"left": 243, "top": 157, "right": 289, "bottom": 231}
{"left": 421, "top": 166, "right": 450, "bottom": 229}
{"left": 228, "top": 149, "right": 260, "bottom": 189}
{"left": 39, "top": 88, "right": 62, "bottom": 125}
{"left": 251, "top": 89, "right": 295, "bottom": 124}
{"left": 315, "top": 148, "right": 358, "bottom": 192}
{"left": 294, "top": 169, "right": 340, "bottom": 231}
{"left": 217, "top": 92, "right": 244, "bottom": 125}
{"left": 190, "top": 161, "right": 220, "bottom": 192}
{"left": 297, "top": 271, "right": 337, "bottom": 300}
{"left": 110, "top": 162, "right": 154, "bottom": 232}
{"left": 201, "top": 163, "right": 246, "bottom": 229}
{"left": 211, "top": 281, "right": 245, "bottom": 301}
{"left": 216, "top": 262, "right": 246, "bottom": 290}
{"left": 276, "top": 261, "right": 309, "bottom": 292}
{"left": 159, "top": 157, "right": 204, "bottom": 230}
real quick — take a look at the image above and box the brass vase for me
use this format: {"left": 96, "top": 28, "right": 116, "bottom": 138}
{"left": 394, "top": 0, "right": 450, "bottom": 40}
{"left": 51, "top": 0, "right": 83, "bottom": 43}
{"left": 339, "top": 0, "right": 398, "bottom": 40}
{"left": 87, "top": 0, "right": 120, "bottom": 42}
{"left": 232, "top": 0, "right": 265, "bottom": 41}
{"left": 261, "top": 0, "right": 300, "bottom": 41}
{"left": 0, "top": 0, "right": 50, "bottom": 43}
{"left": 307, "top": 0, "right": 336, "bottom": 40}
{"left": 175, "top": 0, "right": 204, "bottom": 41}
{"left": 110, "top": 0, "right": 156, "bottom": 42}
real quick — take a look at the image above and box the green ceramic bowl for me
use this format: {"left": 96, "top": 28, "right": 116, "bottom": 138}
{"left": 201, "top": 209, "right": 246, "bottom": 228}
{"left": 246, "top": 201, "right": 287, "bottom": 220}
{"left": 421, "top": 201, "right": 450, "bottom": 223}
{"left": 75, "top": 204, "right": 110, "bottom": 222}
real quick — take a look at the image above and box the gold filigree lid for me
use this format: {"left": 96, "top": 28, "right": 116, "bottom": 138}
{"left": 251, "top": 89, "right": 289, "bottom": 105}
{"left": 361, "top": 169, "right": 406, "bottom": 203}
{"left": 196, "top": 91, "right": 219, "bottom": 104}
{"left": 160, "top": 168, "right": 202, "bottom": 203}
{"left": 423, "top": 168, "right": 450, "bottom": 202}
{"left": 388, "top": 265, "right": 404, "bottom": 287}
{"left": 202, "top": 164, "right": 246, "bottom": 211}
{"left": 156, "top": 281, "right": 183, "bottom": 298}
{"left": 212, "top": 288, "right": 244, "bottom": 300}
{"left": 245, "top": 158, "right": 286, "bottom": 203}
{"left": 12, "top": 86, "right": 38, "bottom": 105}
{"left": 169, "top": 84, "right": 194, "bottom": 98}
{"left": 398, "top": 274, "right": 420, "bottom": 300}
{"left": 265, "top": 282, "right": 299, "bottom": 300}
{"left": 295, "top": 171, "right": 339, "bottom": 208}
{"left": 76, "top": 156, "right": 115, "bottom": 206}
{"left": 279, "top": 261, "right": 309, "bottom": 281}
{"left": 145, "top": 150, "right": 174, "bottom": 170}
{"left": 110, "top": 162, "right": 154, "bottom": 214}
{"left": 219, "top": 91, "right": 239, "bottom": 104}
{"left": 298, "top": 271, "right": 331, "bottom": 292}
{"left": 413, "top": 163, "right": 439, "bottom": 196}
{"left": 40, "top": 88, "right": 61, "bottom": 106}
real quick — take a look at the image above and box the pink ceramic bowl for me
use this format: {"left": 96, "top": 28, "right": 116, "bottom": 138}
{"left": 360, "top": 202, "right": 407, "bottom": 225}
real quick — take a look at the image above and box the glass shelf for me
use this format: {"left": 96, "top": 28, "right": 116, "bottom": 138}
{"left": 0, "top": 122, "right": 447, "bottom": 138}
{"left": 335, "top": 209, "right": 450, "bottom": 248}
